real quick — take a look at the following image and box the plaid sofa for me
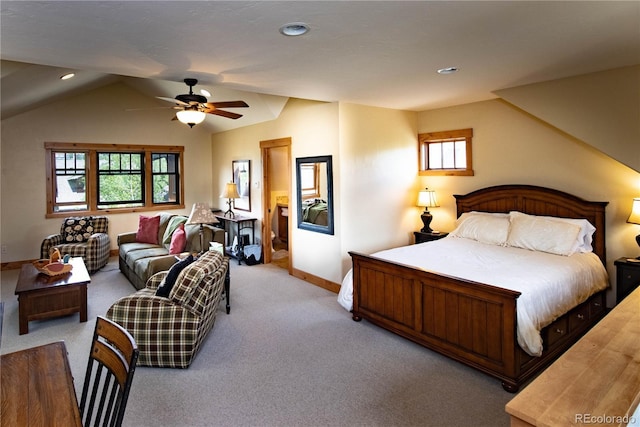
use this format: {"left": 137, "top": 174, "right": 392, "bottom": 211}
{"left": 106, "top": 251, "right": 230, "bottom": 368}
{"left": 40, "top": 216, "right": 110, "bottom": 273}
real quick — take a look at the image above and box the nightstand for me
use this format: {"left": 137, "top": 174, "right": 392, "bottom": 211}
{"left": 414, "top": 231, "right": 448, "bottom": 244}
{"left": 614, "top": 257, "right": 640, "bottom": 304}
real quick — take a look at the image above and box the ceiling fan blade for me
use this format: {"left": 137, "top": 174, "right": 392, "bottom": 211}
{"left": 126, "top": 106, "right": 175, "bottom": 111}
{"left": 205, "top": 101, "right": 248, "bottom": 109}
{"left": 156, "top": 96, "right": 188, "bottom": 106}
{"left": 206, "top": 109, "right": 243, "bottom": 120}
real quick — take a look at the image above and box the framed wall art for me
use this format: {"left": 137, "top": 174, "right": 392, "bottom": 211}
{"left": 232, "top": 160, "right": 251, "bottom": 211}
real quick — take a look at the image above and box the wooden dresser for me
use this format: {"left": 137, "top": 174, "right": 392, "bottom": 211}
{"left": 505, "top": 287, "right": 640, "bottom": 426}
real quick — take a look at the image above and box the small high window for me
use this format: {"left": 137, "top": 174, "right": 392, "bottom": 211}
{"left": 418, "top": 128, "right": 474, "bottom": 176}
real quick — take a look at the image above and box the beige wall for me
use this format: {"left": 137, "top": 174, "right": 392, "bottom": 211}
{"left": 0, "top": 82, "right": 215, "bottom": 263}
{"left": 338, "top": 103, "right": 419, "bottom": 273}
{"left": 495, "top": 65, "right": 640, "bottom": 172}
{"left": 211, "top": 98, "right": 343, "bottom": 281}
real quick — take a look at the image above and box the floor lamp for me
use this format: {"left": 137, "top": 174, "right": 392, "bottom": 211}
{"left": 186, "top": 202, "right": 219, "bottom": 253}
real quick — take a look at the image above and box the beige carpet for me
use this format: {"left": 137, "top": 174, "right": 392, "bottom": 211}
{"left": 1, "top": 257, "right": 514, "bottom": 427}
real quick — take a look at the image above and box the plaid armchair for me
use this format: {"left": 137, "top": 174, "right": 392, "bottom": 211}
{"left": 106, "top": 251, "right": 230, "bottom": 368}
{"left": 40, "top": 216, "right": 110, "bottom": 273}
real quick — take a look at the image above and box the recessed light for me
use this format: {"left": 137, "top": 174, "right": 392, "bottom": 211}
{"left": 200, "top": 89, "right": 211, "bottom": 98}
{"left": 60, "top": 73, "right": 75, "bottom": 80}
{"left": 437, "top": 67, "right": 459, "bottom": 75}
{"left": 279, "top": 22, "right": 309, "bottom": 37}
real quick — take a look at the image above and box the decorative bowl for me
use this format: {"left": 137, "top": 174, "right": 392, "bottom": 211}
{"left": 33, "top": 260, "right": 73, "bottom": 276}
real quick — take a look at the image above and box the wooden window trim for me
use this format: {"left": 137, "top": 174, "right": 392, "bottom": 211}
{"left": 45, "top": 142, "right": 184, "bottom": 218}
{"left": 418, "top": 128, "right": 474, "bottom": 176}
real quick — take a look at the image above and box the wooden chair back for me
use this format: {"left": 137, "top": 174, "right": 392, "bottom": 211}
{"left": 79, "top": 316, "right": 139, "bottom": 427}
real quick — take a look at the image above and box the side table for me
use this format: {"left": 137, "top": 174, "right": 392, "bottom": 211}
{"left": 614, "top": 257, "right": 640, "bottom": 304}
{"left": 214, "top": 213, "right": 257, "bottom": 265}
{"left": 414, "top": 231, "right": 448, "bottom": 244}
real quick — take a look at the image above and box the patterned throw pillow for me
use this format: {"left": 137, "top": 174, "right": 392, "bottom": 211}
{"left": 63, "top": 217, "right": 94, "bottom": 243}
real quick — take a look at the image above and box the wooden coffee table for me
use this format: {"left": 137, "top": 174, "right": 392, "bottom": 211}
{"left": 15, "top": 257, "right": 90, "bottom": 335}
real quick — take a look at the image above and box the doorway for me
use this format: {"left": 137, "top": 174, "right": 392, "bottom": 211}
{"left": 260, "top": 138, "right": 291, "bottom": 273}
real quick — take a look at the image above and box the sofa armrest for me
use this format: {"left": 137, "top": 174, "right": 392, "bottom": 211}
{"left": 117, "top": 232, "right": 137, "bottom": 246}
{"left": 84, "top": 232, "right": 111, "bottom": 272}
{"left": 41, "top": 234, "right": 63, "bottom": 259}
{"left": 146, "top": 271, "right": 168, "bottom": 290}
{"left": 145, "top": 256, "right": 180, "bottom": 280}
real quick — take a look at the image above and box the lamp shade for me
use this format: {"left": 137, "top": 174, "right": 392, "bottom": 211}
{"left": 221, "top": 182, "right": 240, "bottom": 199}
{"left": 186, "top": 202, "right": 218, "bottom": 225}
{"left": 628, "top": 198, "right": 640, "bottom": 225}
{"left": 417, "top": 188, "right": 439, "bottom": 208}
{"left": 176, "top": 110, "right": 206, "bottom": 126}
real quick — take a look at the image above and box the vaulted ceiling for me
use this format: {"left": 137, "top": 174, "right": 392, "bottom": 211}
{"left": 1, "top": 1, "right": 639, "bottom": 133}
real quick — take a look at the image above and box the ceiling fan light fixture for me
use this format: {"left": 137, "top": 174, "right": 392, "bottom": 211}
{"left": 200, "top": 89, "right": 211, "bottom": 98}
{"left": 176, "top": 110, "right": 206, "bottom": 128}
{"left": 279, "top": 22, "right": 309, "bottom": 36}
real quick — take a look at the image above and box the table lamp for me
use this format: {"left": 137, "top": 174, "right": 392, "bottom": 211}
{"left": 627, "top": 197, "right": 640, "bottom": 257}
{"left": 417, "top": 188, "right": 439, "bottom": 233}
{"left": 221, "top": 182, "right": 241, "bottom": 218}
{"left": 186, "top": 202, "right": 219, "bottom": 253}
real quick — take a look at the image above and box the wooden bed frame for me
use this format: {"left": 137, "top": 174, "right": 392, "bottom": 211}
{"left": 349, "top": 185, "right": 609, "bottom": 392}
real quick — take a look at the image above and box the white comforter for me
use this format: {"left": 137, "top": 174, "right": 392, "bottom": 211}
{"left": 337, "top": 237, "right": 609, "bottom": 356}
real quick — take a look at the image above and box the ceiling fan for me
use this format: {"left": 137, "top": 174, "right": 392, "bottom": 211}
{"left": 157, "top": 78, "right": 249, "bottom": 128}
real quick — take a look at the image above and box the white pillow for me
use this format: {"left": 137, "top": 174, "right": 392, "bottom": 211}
{"left": 506, "top": 211, "right": 583, "bottom": 256}
{"left": 509, "top": 211, "right": 596, "bottom": 253}
{"left": 540, "top": 215, "right": 595, "bottom": 253}
{"left": 449, "top": 212, "right": 511, "bottom": 246}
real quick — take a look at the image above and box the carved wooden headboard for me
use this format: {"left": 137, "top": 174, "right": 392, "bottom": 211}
{"left": 454, "top": 185, "right": 608, "bottom": 263}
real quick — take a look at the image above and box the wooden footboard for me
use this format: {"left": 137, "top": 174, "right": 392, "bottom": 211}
{"left": 349, "top": 185, "right": 609, "bottom": 391}
{"left": 350, "top": 251, "right": 607, "bottom": 392}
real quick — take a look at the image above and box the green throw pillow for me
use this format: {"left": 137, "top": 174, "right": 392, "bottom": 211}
{"left": 162, "top": 216, "right": 188, "bottom": 246}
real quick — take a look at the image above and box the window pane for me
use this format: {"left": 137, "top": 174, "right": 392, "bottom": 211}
{"left": 153, "top": 174, "right": 177, "bottom": 203}
{"left": 152, "top": 154, "right": 167, "bottom": 173}
{"left": 122, "top": 154, "right": 131, "bottom": 170}
{"left": 54, "top": 151, "right": 87, "bottom": 207}
{"left": 441, "top": 142, "right": 455, "bottom": 168}
{"left": 55, "top": 175, "right": 86, "bottom": 203}
{"left": 54, "top": 203, "right": 88, "bottom": 212}
{"left": 428, "top": 143, "right": 442, "bottom": 169}
{"left": 300, "top": 164, "right": 318, "bottom": 196}
{"left": 152, "top": 153, "right": 179, "bottom": 204}
{"left": 98, "top": 174, "right": 143, "bottom": 203}
{"left": 98, "top": 153, "right": 109, "bottom": 170}
{"left": 455, "top": 141, "right": 466, "bottom": 169}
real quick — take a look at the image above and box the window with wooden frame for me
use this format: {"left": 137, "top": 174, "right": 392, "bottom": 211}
{"left": 45, "top": 142, "right": 184, "bottom": 217}
{"left": 418, "top": 128, "right": 474, "bottom": 176}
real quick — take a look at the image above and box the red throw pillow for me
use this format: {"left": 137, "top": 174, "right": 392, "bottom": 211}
{"left": 136, "top": 215, "right": 160, "bottom": 244}
{"left": 169, "top": 223, "right": 187, "bottom": 254}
